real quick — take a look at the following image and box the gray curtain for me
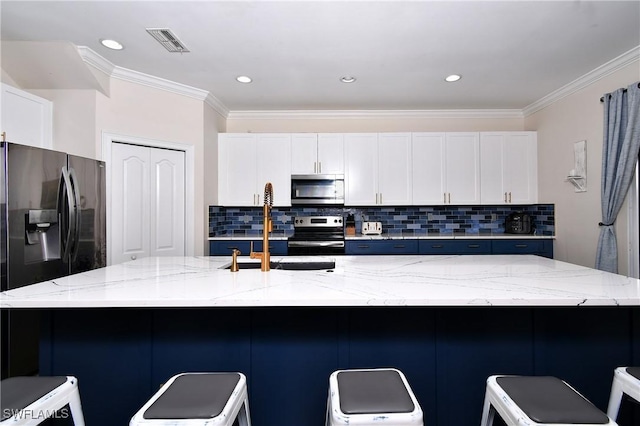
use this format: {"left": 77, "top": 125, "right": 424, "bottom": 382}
{"left": 595, "top": 82, "right": 640, "bottom": 273}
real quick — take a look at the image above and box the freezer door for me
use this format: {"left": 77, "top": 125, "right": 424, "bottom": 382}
{"left": 67, "top": 154, "right": 106, "bottom": 273}
{"left": 4, "top": 143, "right": 67, "bottom": 290}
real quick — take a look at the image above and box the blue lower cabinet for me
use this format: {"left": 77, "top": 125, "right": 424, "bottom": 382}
{"left": 419, "top": 240, "right": 491, "bottom": 255}
{"left": 492, "top": 239, "right": 553, "bottom": 258}
{"left": 346, "top": 240, "right": 418, "bottom": 255}
{"left": 210, "top": 240, "right": 288, "bottom": 256}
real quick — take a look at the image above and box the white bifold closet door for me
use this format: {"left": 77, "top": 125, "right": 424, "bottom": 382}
{"left": 111, "top": 142, "right": 185, "bottom": 265}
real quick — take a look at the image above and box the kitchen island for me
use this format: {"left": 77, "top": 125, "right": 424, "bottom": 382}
{"left": 1, "top": 255, "right": 639, "bottom": 425}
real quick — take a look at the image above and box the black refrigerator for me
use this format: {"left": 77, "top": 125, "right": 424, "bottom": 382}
{"left": 1, "top": 142, "right": 106, "bottom": 378}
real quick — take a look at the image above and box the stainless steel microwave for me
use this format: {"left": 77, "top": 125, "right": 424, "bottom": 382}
{"left": 291, "top": 174, "right": 345, "bottom": 205}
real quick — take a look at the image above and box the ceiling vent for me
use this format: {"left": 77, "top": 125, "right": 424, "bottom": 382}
{"left": 146, "top": 28, "right": 190, "bottom": 53}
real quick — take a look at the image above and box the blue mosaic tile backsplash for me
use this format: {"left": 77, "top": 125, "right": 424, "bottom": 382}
{"left": 210, "top": 204, "right": 555, "bottom": 237}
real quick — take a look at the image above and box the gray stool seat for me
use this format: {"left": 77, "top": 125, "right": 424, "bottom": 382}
{"left": 626, "top": 367, "right": 640, "bottom": 380}
{"left": 337, "top": 370, "right": 415, "bottom": 414}
{"left": 481, "top": 375, "right": 616, "bottom": 426}
{"left": 144, "top": 373, "right": 240, "bottom": 419}
{"left": 496, "top": 376, "right": 609, "bottom": 424}
{"left": 326, "top": 368, "right": 423, "bottom": 426}
{"left": 0, "top": 375, "right": 85, "bottom": 425}
{"left": 129, "top": 372, "right": 251, "bottom": 426}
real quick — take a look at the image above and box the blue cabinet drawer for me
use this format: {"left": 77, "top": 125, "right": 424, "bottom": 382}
{"left": 346, "top": 240, "right": 418, "bottom": 255}
{"left": 492, "top": 239, "right": 553, "bottom": 258}
{"left": 419, "top": 240, "right": 491, "bottom": 255}
{"left": 210, "top": 240, "right": 287, "bottom": 256}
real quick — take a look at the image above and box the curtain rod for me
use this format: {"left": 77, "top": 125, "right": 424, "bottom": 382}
{"left": 600, "top": 82, "right": 640, "bottom": 102}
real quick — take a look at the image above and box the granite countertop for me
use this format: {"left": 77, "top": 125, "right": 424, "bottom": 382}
{"left": 208, "top": 234, "right": 554, "bottom": 240}
{"left": 1, "top": 255, "right": 637, "bottom": 308}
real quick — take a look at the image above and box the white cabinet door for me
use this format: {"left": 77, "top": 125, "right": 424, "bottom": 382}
{"left": 378, "top": 133, "right": 412, "bottom": 205}
{"left": 412, "top": 133, "right": 446, "bottom": 204}
{"left": 291, "top": 133, "right": 344, "bottom": 175}
{"left": 111, "top": 143, "right": 185, "bottom": 265}
{"left": 219, "top": 133, "right": 291, "bottom": 206}
{"left": 291, "top": 133, "right": 317, "bottom": 174}
{"left": 218, "top": 134, "right": 258, "bottom": 206}
{"left": 345, "top": 133, "right": 378, "bottom": 205}
{"left": 256, "top": 133, "right": 291, "bottom": 206}
{"left": 480, "top": 132, "right": 537, "bottom": 204}
{"left": 505, "top": 132, "right": 537, "bottom": 204}
{"left": 317, "top": 133, "right": 344, "bottom": 174}
{"left": 1, "top": 83, "right": 52, "bottom": 149}
{"left": 445, "top": 133, "right": 480, "bottom": 205}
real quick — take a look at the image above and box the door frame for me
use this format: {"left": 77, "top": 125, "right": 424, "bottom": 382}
{"left": 102, "top": 132, "right": 195, "bottom": 265}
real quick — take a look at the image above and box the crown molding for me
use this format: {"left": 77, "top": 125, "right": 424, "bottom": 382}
{"left": 77, "top": 45, "right": 217, "bottom": 107}
{"left": 205, "top": 93, "right": 230, "bottom": 118}
{"left": 227, "top": 109, "right": 524, "bottom": 120}
{"left": 522, "top": 45, "right": 640, "bottom": 117}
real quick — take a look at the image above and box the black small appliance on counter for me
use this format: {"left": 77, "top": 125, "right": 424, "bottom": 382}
{"left": 504, "top": 212, "right": 534, "bottom": 234}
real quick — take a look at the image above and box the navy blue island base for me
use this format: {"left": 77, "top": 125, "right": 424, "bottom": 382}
{"left": 39, "top": 306, "right": 639, "bottom": 426}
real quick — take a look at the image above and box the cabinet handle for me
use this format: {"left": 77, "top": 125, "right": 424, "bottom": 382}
{"left": 509, "top": 192, "right": 512, "bottom": 203}
{"left": 504, "top": 192, "right": 507, "bottom": 203}
{"left": 393, "top": 245, "right": 405, "bottom": 249}
{"left": 468, "top": 244, "right": 480, "bottom": 248}
{"left": 515, "top": 244, "right": 528, "bottom": 248}
{"left": 443, "top": 193, "right": 446, "bottom": 203}
{"left": 358, "top": 245, "right": 370, "bottom": 249}
{"left": 318, "top": 162, "right": 322, "bottom": 173}
{"left": 380, "top": 193, "right": 383, "bottom": 204}
{"left": 314, "top": 162, "right": 317, "bottom": 173}
{"left": 226, "top": 246, "right": 240, "bottom": 250}
{"left": 448, "top": 193, "right": 451, "bottom": 204}
{"left": 431, "top": 244, "right": 444, "bottom": 248}
{"left": 376, "top": 193, "right": 379, "bottom": 204}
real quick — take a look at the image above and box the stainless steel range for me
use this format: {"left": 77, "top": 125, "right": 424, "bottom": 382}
{"left": 287, "top": 216, "right": 345, "bottom": 255}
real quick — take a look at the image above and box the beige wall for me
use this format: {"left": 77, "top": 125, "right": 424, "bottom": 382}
{"left": 204, "top": 101, "right": 226, "bottom": 252}
{"left": 525, "top": 60, "right": 640, "bottom": 271}
{"left": 227, "top": 115, "right": 525, "bottom": 133}
{"left": 95, "top": 78, "right": 208, "bottom": 255}
{"left": 30, "top": 89, "right": 97, "bottom": 158}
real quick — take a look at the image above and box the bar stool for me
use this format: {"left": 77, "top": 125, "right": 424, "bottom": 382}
{"left": 325, "top": 368, "right": 423, "bottom": 426}
{"left": 0, "top": 375, "right": 85, "bottom": 425}
{"left": 480, "top": 375, "right": 616, "bottom": 426}
{"left": 129, "top": 372, "right": 251, "bottom": 426}
{"left": 607, "top": 366, "right": 640, "bottom": 421}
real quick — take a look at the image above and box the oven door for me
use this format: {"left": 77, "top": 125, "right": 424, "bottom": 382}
{"left": 287, "top": 240, "right": 345, "bottom": 256}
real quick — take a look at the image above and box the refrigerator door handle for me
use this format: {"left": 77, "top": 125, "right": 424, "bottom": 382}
{"left": 68, "top": 167, "right": 81, "bottom": 262}
{"left": 58, "top": 166, "right": 76, "bottom": 263}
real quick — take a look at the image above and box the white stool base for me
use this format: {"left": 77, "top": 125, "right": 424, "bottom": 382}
{"left": 607, "top": 366, "right": 640, "bottom": 421}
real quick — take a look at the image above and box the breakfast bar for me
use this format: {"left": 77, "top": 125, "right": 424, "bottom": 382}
{"left": 1, "top": 255, "right": 639, "bottom": 425}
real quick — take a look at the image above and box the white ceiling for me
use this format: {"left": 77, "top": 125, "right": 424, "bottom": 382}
{"left": 1, "top": 1, "right": 639, "bottom": 112}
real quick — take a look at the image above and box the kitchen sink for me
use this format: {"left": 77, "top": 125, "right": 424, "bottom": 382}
{"left": 223, "top": 260, "right": 335, "bottom": 271}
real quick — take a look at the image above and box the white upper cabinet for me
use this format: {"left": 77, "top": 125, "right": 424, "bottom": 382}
{"left": 344, "top": 133, "right": 412, "bottom": 205}
{"left": 413, "top": 132, "right": 480, "bottom": 205}
{"left": 412, "top": 133, "right": 446, "bottom": 204}
{"left": 378, "top": 133, "right": 412, "bottom": 205}
{"left": 480, "top": 132, "right": 537, "bottom": 204}
{"left": 1, "top": 83, "right": 53, "bottom": 149}
{"left": 219, "top": 133, "right": 291, "bottom": 207}
{"left": 291, "top": 133, "right": 344, "bottom": 175}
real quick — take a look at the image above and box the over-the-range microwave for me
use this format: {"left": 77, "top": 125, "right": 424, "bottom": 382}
{"left": 291, "top": 174, "right": 344, "bottom": 205}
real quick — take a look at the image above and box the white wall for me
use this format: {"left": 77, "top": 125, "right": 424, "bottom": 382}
{"left": 525, "top": 60, "right": 640, "bottom": 272}
{"left": 204, "top": 101, "right": 226, "bottom": 252}
{"left": 226, "top": 115, "right": 524, "bottom": 133}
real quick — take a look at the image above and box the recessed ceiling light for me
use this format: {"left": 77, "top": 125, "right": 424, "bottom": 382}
{"left": 236, "top": 76, "right": 252, "bottom": 83}
{"left": 445, "top": 74, "right": 462, "bottom": 82}
{"left": 340, "top": 76, "right": 356, "bottom": 83}
{"left": 100, "top": 39, "right": 124, "bottom": 50}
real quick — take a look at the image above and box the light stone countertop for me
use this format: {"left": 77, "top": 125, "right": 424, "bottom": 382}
{"left": 0, "top": 255, "right": 637, "bottom": 308}
{"left": 208, "top": 234, "right": 555, "bottom": 240}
